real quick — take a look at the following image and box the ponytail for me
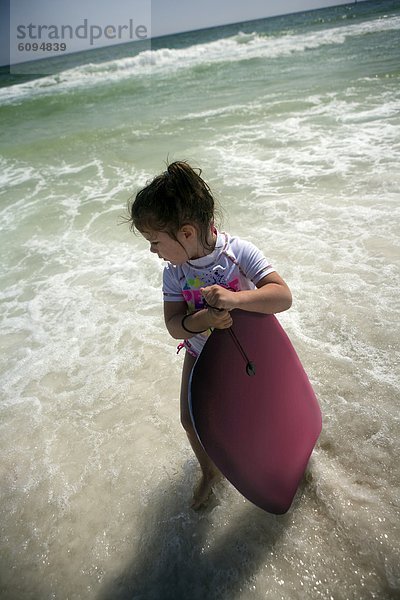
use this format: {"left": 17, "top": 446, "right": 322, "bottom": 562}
{"left": 129, "top": 161, "right": 218, "bottom": 251}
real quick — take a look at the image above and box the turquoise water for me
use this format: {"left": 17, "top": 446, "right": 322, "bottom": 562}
{"left": 1, "top": 1, "right": 399, "bottom": 598}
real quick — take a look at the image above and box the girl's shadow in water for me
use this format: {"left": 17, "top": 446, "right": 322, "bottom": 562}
{"left": 98, "top": 469, "right": 291, "bottom": 600}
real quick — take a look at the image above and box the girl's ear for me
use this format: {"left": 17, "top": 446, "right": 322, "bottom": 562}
{"left": 180, "top": 224, "right": 197, "bottom": 240}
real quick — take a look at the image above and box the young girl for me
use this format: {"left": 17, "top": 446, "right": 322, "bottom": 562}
{"left": 129, "top": 161, "right": 292, "bottom": 510}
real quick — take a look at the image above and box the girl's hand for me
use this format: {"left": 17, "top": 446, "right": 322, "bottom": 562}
{"left": 206, "top": 307, "right": 233, "bottom": 329}
{"left": 201, "top": 285, "right": 238, "bottom": 311}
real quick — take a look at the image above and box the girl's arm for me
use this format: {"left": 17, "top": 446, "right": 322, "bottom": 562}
{"left": 164, "top": 272, "right": 291, "bottom": 340}
{"left": 164, "top": 301, "right": 232, "bottom": 340}
{"left": 200, "top": 271, "right": 292, "bottom": 315}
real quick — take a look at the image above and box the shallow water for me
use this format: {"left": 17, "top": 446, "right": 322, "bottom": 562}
{"left": 1, "top": 1, "right": 399, "bottom": 598}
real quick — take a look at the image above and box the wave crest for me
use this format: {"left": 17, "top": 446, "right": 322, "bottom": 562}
{"left": 1, "top": 15, "right": 399, "bottom": 103}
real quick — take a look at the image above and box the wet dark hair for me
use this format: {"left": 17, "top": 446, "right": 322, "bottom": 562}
{"left": 128, "top": 161, "right": 218, "bottom": 251}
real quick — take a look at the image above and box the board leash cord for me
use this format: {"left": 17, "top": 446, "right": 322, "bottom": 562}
{"left": 204, "top": 300, "right": 256, "bottom": 376}
{"left": 228, "top": 327, "right": 256, "bottom": 377}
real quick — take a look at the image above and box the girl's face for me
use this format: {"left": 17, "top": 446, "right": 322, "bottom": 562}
{"left": 141, "top": 229, "right": 193, "bottom": 265}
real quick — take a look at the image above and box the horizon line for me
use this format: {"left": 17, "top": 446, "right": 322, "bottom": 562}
{"left": 2, "top": 0, "right": 366, "bottom": 70}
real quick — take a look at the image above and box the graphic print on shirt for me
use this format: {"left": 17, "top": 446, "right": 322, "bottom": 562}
{"left": 182, "top": 273, "right": 240, "bottom": 311}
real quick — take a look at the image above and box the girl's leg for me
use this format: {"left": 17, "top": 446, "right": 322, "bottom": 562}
{"left": 180, "top": 351, "right": 221, "bottom": 510}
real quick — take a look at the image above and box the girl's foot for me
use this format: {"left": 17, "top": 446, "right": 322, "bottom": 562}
{"left": 191, "top": 469, "right": 221, "bottom": 511}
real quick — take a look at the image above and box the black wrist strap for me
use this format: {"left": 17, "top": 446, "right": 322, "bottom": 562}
{"left": 181, "top": 313, "right": 209, "bottom": 334}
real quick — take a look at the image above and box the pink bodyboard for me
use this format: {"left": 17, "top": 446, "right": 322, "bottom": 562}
{"left": 189, "top": 309, "right": 322, "bottom": 514}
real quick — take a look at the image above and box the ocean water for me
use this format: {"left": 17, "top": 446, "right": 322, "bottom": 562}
{"left": 1, "top": 1, "right": 399, "bottom": 598}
